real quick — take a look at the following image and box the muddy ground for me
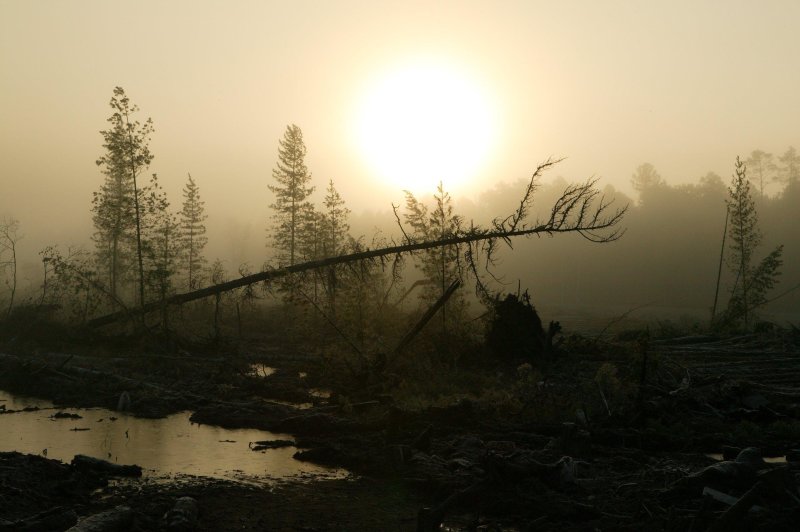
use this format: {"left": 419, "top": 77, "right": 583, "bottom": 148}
{"left": 2, "top": 331, "right": 800, "bottom": 531}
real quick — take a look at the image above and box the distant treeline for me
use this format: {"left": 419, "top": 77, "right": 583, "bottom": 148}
{"left": 456, "top": 156, "right": 799, "bottom": 320}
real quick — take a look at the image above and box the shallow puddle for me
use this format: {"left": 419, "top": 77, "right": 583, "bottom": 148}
{"left": 0, "top": 391, "right": 346, "bottom": 484}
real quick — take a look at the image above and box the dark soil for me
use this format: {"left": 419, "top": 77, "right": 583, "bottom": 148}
{"left": 0, "top": 451, "right": 423, "bottom": 531}
{"left": 2, "top": 332, "right": 800, "bottom": 530}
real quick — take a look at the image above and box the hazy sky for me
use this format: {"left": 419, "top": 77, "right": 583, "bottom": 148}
{"left": 2, "top": 0, "right": 799, "bottom": 270}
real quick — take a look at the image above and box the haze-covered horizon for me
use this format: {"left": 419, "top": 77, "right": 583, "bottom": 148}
{"left": 2, "top": 1, "right": 799, "bottom": 320}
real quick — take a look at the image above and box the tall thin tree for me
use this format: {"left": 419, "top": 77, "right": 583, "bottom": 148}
{"left": 141, "top": 174, "right": 180, "bottom": 327}
{"left": 320, "top": 179, "right": 350, "bottom": 257}
{"left": 95, "top": 87, "right": 154, "bottom": 307}
{"left": 724, "top": 157, "right": 783, "bottom": 328}
{"left": 268, "top": 124, "right": 314, "bottom": 267}
{"left": 319, "top": 179, "right": 351, "bottom": 314}
{"left": 0, "top": 218, "right": 21, "bottom": 319}
{"left": 179, "top": 173, "right": 208, "bottom": 290}
{"left": 727, "top": 158, "right": 759, "bottom": 327}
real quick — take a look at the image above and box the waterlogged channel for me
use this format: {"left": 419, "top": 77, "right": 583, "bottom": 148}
{"left": 0, "top": 390, "right": 347, "bottom": 484}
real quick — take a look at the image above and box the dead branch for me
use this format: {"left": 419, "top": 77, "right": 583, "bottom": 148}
{"left": 395, "top": 279, "right": 436, "bottom": 306}
{"left": 392, "top": 279, "right": 461, "bottom": 359}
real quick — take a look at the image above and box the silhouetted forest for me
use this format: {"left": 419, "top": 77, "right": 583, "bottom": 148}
{"left": 447, "top": 159, "right": 799, "bottom": 323}
{"left": 2, "top": 144, "right": 798, "bottom": 335}
{"left": 0, "top": 90, "right": 797, "bottom": 341}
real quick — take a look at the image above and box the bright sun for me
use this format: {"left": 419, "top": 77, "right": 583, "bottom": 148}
{"left": 355, "top": 60, "right": 496, "bottom": 194}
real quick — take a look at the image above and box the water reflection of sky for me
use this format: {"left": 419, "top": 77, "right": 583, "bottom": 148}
{"left": 0, "top": 390, "right": 346, "bottom": 484}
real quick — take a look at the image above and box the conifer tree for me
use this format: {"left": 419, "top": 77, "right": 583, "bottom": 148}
{"left": 404, "top": 182, "right": 464, "bottom": 332}
{"left": 724, "top": 157, "right": 784, "bottom": 328}
{"left": 319, "top": 179, "right": 351, "bottom": 314}
{"left": 320, "top": 179, "right": 350, "bottom": 258}
{"left": 141, "top": 174, "right": 180, "bottom": 326}
{"left": 336, "top": 237, "right": 394, "bottom": 350}
{"left": 92, "top": 145, "right": 135, "bottom": 303}
{"left": 297, "top": 207, "right": 321, "bottom": 264}
{"left": 268, "top": 124, "right": 314, "bottom": 267}
{"left": 94, "top": 87, "right": 154, "bottom": 307}
{"left": 179, "top": 173, "right": 208, "bottom": 290}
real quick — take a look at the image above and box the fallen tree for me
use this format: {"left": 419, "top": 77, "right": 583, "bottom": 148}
{"left": 87, "top": 159, "right": 627, "bottom": 328}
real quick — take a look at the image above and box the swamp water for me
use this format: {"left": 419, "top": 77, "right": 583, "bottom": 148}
{"left": 0, "top": 390, "right": 346, "bottom": 484}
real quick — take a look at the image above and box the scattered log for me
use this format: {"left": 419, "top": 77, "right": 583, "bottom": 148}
{"left": 293, "top": 446, "right": 338, "bottom": 464}
{"left": 0, "top": 506, "right": 78, "bottom": 532}
{"left": 65, "top": 506, "right": 133, "bottom": 532}
{"left": 249, "top": 439, "right": 295, "bottom": 451}
{"left": 162, "top": 497, "right": 198, "bottom": 531}
{"left": 416, "top": 479, "right": 487, "bottom": 532}
{"left": 486, "top": 453, "right": 577, "bottom": 487}
{"left": 413, "top": 452, "right": 577, "bottom": 531}
{"left": 702, "top": 486, "right": 765, "bottom": 512}
{"left": 708, "top": 481, "right": 766, "bottom": 532}
{"left": 315, "top": 400, "right": 381, "bottom": 413}
{"left": 682, "top": 448, "right": 764, "bottom": 490}
{"left": 51, "top": 412, "right": 82, "bottom": 419}
{"left": 71, "top": 455, "right": 142, "bottom": 477}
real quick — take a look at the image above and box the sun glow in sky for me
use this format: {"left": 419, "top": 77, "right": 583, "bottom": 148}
{"left": 1, "top": 0, "right": 800, "bottom": 273}
{"left": 355, "top": 60, "right": 497, "bottom": 193}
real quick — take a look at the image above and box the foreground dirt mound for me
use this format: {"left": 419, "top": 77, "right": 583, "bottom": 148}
{"left": 0, "top": 451, "right": 423, "bottom": 531}
{"left": 3, "top": 333, "right": 800, "bottom": 530}
{"left": 0, "top": 451, "right": 117, "bottom": 530}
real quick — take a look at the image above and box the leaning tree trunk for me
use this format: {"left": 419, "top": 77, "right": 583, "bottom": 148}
{"left": 88, "top": 163, "right": 626, "bottom": 328}
{"left": 87, "top": 220, "right": 615, "bottom": 328}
